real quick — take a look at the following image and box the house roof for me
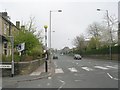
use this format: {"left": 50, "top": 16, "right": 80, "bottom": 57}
{"left": 0, "top": 12, "right": 20, "bottom": 30}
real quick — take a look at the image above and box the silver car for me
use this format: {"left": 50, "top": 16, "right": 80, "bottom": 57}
{"left": 74, "top": 54, "right": 82, "bottom": 60}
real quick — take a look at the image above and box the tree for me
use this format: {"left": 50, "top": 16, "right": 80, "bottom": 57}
{"left": 87, "top": 22, "right": 104, "bottom": 48}
{"left": 103, "top": 13, "right": 118, "bottom": 44}
{"left": 73, "top": 34, "right": 86, "bottom": 54}
{"left": 14, "top": 31, "right": 43, "bottom": 56}
{"left": 87, "top": 37, "right": 101, "bottom": 50}
{"left": 87, "top": 22, "right": 103, "bottom": 39}
{"left": 25, "top": 16, "right": 37, "bottom": 34}
{"left": 25, "top": 16, "right": 44, "bottom": 43}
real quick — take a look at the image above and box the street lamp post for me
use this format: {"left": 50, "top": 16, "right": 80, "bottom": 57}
{"left": 97, "top": 9, "right": 112, "bottom": 60}
{"left": 49, "top": 10, "right": 62, "bottom": 63}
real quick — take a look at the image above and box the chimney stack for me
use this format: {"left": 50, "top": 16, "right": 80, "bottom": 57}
{"left": 16, "top": 21, "right": 20, "bottom": 29}
{"left": 0, "top": 12, "right": 10, "bottom": 20}
{"left": 2, "top": 12, "right": 7, "bottom": 17}
{"left": 21, "top": 25, "right": 25, "bottom": 31}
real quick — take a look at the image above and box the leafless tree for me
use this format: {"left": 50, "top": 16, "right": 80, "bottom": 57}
{"left": 87, "top": 22, "right": 103, "bottom": 39}
{"left": 73, "top": 34, "right": 86, "bottom": 52}
{"left": 26, "top": 16, "right": 37, "bottom": 34}
{"left": 103, "top": 13, "right": 118, "bottom": 43}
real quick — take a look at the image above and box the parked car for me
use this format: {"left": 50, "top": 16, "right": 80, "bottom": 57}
{"left": 74, "top": 54, "right": 82, "bottom": 60}
{"left": 53, "top": 54, "right": 58, "bottom": 59}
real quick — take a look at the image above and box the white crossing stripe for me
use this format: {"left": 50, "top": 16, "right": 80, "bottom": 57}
{"left": 68, "top": 67, "right": 78, "bottom": 72}
{"left": 81, "top": 67, "right": 93, "bottom": 71}
{"left": 30, "top": 72, "right": 41, "bottom": 76}
{"left": 94, "top": 66, "right": 109, "bottom": 70}
{"left": 55, "top": 68, "right": 64, "bottom": 73}
{"left": 106, "top": 66, "right": 118, "bottom": 69}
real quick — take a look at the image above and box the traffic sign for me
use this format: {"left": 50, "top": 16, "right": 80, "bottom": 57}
{"left": 0, "top": 64, "right": 12, "bottom": 68}
{"left": 17, "top": 43, "right": 25, "bottom": 52}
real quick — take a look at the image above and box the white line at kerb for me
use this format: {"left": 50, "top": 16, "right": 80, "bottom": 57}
{"left": 107, "top": 73, "right": 113, "bottom": 79}
{"left": 58, "top": 80, "right": 65, "bottom": 90}
{"left": 107, "top": 73, "right": 118, "bottom": 80}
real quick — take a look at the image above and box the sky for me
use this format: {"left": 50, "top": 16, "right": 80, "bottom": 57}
{"left": 0, "top": 0, "right": 119, "bottom": 50}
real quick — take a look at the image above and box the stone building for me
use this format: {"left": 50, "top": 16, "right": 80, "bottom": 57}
{"left": 0, "top": 12, "right": 20, "bottom": 56}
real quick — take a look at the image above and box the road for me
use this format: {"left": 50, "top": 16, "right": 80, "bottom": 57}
{"left": 2, "top": 55, "right": 119, "bottom": 88}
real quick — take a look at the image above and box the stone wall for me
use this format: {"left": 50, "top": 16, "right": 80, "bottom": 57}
{"left": 2, "top": 58, "right": 45, "bottom": 77}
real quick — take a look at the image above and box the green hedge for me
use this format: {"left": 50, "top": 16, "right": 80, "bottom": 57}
{"left": 73, "top": 46, "right": 119, "bottom": 55}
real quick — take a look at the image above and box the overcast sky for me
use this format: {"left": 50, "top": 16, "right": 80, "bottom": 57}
{"left": 0, "top": 0, "right": 118, "bottom": 50}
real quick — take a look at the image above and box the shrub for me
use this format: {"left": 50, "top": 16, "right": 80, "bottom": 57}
{"left": 2, "top": 54, "right": 11, "bottom": 62}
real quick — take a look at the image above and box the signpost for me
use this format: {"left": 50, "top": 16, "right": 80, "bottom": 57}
{"left": 9, "top": 36, "right": 14, "bottom": 77}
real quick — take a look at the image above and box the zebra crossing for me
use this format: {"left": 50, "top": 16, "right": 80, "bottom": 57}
{"left": 30, "top": 72, "right": 41, "bottom": 76}
{"left": 29, "top": 65, "right": 118, "bottom": 76}
{"left": 55, "top": 65, "right": 118, "bottom": 74}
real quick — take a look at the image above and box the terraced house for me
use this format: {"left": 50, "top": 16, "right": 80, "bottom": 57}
{"left": 0, "top": 12, "right": 20, "bottom": 57}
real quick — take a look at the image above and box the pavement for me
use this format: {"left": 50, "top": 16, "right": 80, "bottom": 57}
{"left": 2, "top": 60, "right": 55, "bottom": 88}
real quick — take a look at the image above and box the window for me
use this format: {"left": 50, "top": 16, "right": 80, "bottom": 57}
{"left": 4, "top": 23, "right": 7, "bottom": 35}
{"left": 3, "top": 42, "right": 7, "bottom": 55}
{"left": 4, "top": 49, "right": 7, "bottom": 55}
{"left": 4, "top": 42, "right": 7, "bottom": 48}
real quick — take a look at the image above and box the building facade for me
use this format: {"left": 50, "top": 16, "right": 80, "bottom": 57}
{"left": 0, "top": 12, "right": 20, "bottom": 57}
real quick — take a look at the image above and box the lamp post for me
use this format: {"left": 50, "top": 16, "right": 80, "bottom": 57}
{"left": 49, "top": 10, "right": 62, "bottom": 62}
{"left": 44, "top": 25, "right": 48, "bottom": 72}
{"left": 97, "top": 9, "right": 112, "bottom": 60}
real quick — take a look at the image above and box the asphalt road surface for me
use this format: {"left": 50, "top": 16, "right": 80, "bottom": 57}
{"left": 8, "top": 55, "right": 119, "bottom": 88}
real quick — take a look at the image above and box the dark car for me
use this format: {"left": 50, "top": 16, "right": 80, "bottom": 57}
{"left": 53, "top": 54, "right": 58, "bottom": 59}
{"left": 74, "top": 54, "right": 82, "bottom": 60}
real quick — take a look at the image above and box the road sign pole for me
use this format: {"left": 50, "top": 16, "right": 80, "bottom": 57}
{"left": 10, "top": 36, "right": 14, "bottom": 77}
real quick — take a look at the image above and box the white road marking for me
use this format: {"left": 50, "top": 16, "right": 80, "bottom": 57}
{"left": 107, "top": 73, "right": 113, "bottom": 79}
{"left": 107, "top": 73, "right": 118, "bottom": 81}
{"left": 30, "top": 72, "right": 41, "bottom": 76}
{"left": 75, "top": 80, "right": 81, "bottom": 82}
{"left": 81, "top": 67, "right": 93, "bottom": 71}
{"left": 58, "top": 80, "right": 65, "bottom": 90}
{"left": 55, "top": 68, "right": 64, "bottom": 73}
{"left": 48, "top": 77, "right": 52, "bottom": 79}
{"left": 106, "top": 66, "right": 118, "bottom": 69}
{"left": 68, "top": 67, "right": 78, "bottom": 72}
{"left": 94, "top": 66, "right": 109, "bottom": 70}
